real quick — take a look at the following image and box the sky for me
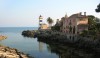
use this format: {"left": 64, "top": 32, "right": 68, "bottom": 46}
{"left": 0, "top": 0, "right": 100, "bottom": 27}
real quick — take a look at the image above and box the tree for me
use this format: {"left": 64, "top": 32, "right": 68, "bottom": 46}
{"left": 88, "top": 15, "right": 96, "bottom": 30}
{"left": 47, "top": 17, "right": 53, "bottom": 29}
{"left": 95, "top": 17, "right": 100, "bottom": 22}
{"left": 51, "top": 19, "right": 60, "bottom": 31}
{"left": 80, "top": 30, "right": 88, "bottom": 37}
{"left": 51, "top": 25, "right": 60, "bottom": 31}
{"left": 95, "top": 3, "right": 100, "bottom": 12}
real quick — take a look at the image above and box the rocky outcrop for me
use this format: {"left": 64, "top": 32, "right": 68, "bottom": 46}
{"left": 0, "top": 35, "right": 33, "bottom": 58}
{"left": 22, "top": 30, "right": 100, "bottom": 53}
{"left": 22, "top": 30, "right": 37, "bottom": 38}
{"left": 0, "top": 45, "right": 33, "bottom": 58}
{"left": 0, "top": 35, "right": 7, "bottom": 41}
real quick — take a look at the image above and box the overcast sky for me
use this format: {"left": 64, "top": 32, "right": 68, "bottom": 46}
{"left": 0, "top": 0, "right": 100, "bottom": 27}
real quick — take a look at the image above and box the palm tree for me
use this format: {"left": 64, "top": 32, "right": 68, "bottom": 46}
{"left": 47, "top": 17, "right": 53, "bottom": 29}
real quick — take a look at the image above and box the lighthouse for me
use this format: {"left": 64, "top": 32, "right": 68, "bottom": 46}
{"left": 38, "top": 15, "right": 48, "bottom": 30}
{"left": 39, "top": 15, "right": 43, "bottom": 29}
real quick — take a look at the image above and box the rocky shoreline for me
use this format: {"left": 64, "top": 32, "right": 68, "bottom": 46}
{"left": 22, "top": 30, "right": 100, "bottom": 54}
{"left": 0, "top": 35, "right": 33, "bottom": 58}
{"left": 0, "top": 45, "right": 33, "bottom": 58}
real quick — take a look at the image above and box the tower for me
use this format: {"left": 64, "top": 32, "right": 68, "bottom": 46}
{"left": 65, "top": 13, "right": 68, "bottom": 18}
{"left": 39, "top": 15, "right": 43, "bottom": 29}
{"left": 56, "top": 19, "right": 59, "bottom": 24}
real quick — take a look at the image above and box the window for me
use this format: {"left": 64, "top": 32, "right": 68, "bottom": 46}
{"left": 69, "top": 20, "right": 72, "bottom": 25}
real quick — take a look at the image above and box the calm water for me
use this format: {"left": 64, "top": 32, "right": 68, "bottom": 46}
{"left": 0, "top": 27, "right": 96, "bottom": 58}
{"left": 0, "top": 27, "right": 58, "bottom": 58}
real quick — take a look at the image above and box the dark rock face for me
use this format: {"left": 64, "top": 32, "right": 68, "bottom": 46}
{"left": 22, "top": 30, "right": 100, "bottom": 50}
{"left": 22, "top": 30, "right": 36, "bottom": 38}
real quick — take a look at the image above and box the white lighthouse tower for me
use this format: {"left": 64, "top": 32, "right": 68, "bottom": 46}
{"left": 39, "top": 15, "right": 43, "bottom": 29}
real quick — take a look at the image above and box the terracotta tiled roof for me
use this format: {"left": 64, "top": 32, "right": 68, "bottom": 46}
{"left": 68, "top": 14, "right": 78, "bottom": 19}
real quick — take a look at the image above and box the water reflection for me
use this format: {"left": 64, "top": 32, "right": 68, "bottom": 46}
{"left": 39, "top": 42, "right": 43, "bottom": 52}
{"left": 46, "top": 42, "right": 96, "bottom": 58}
{"left": 22, "top": 32, "right": 99, "bottom": 58}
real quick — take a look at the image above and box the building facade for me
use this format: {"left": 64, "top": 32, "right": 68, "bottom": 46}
{"left": 40, "top": 24, "right": 48, "bottom": 29}
{"left": 61, "top": 12, "right": 88, "bottom": 34}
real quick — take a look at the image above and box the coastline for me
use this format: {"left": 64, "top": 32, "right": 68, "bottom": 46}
{"left": 0, "top": 35, "right": 33, "bottom": 58}
{"left": 0, "top": 45, "right": 32, "bottom": 58}
{"left": 22, "top": 30, "right": 100, "bottom": 53}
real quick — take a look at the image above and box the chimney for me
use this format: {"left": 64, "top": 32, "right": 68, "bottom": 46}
{"left": 84, "top": 12, "right": 86, "bottom": 16}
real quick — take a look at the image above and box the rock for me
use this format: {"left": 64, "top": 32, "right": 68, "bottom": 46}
{"left": 22, "top": 30, "right": 100, "bottom": 53}
{"left": 0, "top": 35, "right": 7, "bottom": 41}
{"left": 0, "top": 45, "right": 32, "bottom": 58}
